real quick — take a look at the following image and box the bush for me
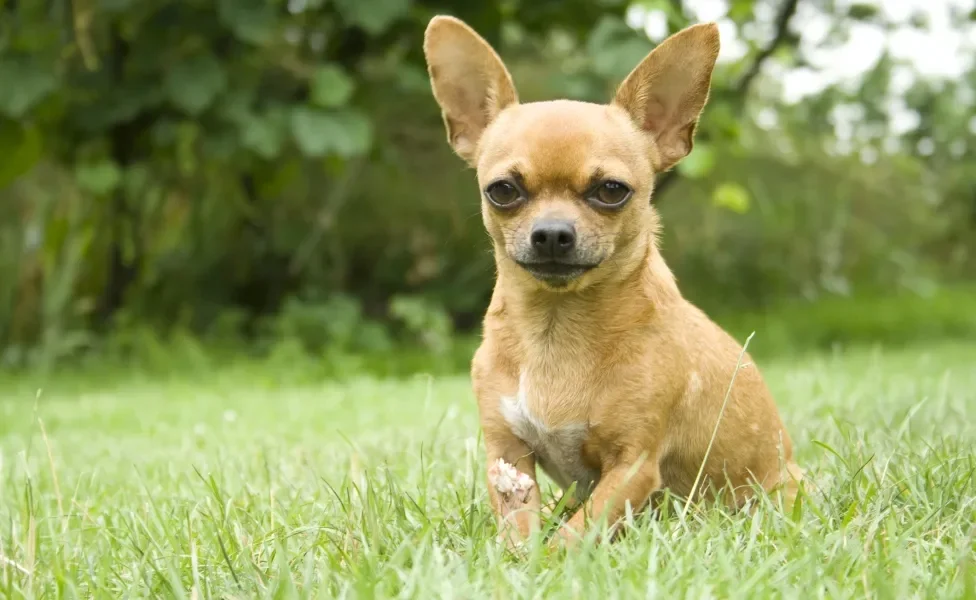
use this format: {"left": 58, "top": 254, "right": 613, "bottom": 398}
{"left": 719, "top": 286, "right": 976, "bottom": 358}
{"left": 2, "top": 0, "right": 974, "bottom": 366}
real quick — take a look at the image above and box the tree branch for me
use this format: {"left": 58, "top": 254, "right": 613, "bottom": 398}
{"left": 654, "top": 0, "right": 800, "bottom": 204}
{"left": 734, "top": 0, "right": 800, "bottom": 96}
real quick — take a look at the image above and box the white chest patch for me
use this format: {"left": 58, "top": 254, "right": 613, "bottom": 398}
{"left": 499, "top": 373, "right": 600, "bottom": 500}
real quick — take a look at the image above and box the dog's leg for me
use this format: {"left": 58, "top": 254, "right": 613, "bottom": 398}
{"left": 544, "top": 488, "right": 581, "bottom": 518}
{"left": 554, "top": 458, "right": 661, "bottom": 547}
{"left": 484, "top": 437, "right": 541, "bottom": 549}
{"left": 768, "top": 461, "right": 804, "bottom": 514}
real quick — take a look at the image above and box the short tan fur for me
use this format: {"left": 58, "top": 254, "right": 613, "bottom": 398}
{"left": 423, "top": 15, "right": 801, "bottom": 547}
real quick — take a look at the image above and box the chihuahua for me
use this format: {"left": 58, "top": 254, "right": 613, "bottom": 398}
{"left": 423, "top": 16, "right": 801, "bottom": 547}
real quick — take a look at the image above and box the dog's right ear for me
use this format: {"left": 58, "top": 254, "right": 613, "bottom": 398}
{"left": 423, "top": 16, "right": 518, "bottom": 165}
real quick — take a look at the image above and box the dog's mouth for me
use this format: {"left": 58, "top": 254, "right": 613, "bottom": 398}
{"left": 515, "top": 261, "right": 598, "bottom": 285}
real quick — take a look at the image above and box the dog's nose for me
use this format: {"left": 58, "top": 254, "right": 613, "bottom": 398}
{"left": 530, "top": 219, "right": 576, "bottom": 258}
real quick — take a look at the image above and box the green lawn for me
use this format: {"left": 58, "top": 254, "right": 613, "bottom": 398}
{"left": 1, "top": 341, "right": 975, "bottom": 598}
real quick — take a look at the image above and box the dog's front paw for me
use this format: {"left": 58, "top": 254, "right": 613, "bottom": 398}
{"left": 488, "top": 458, "right": 537, "bottom": 548}
{"left": 547, "top": 522, "right": 583, "bottom": 551}
{"left": 488, "top": 458, "right": 534, "bottom": 505}
{"left": 496, "top": 527, "right": 530, "bottom": 554}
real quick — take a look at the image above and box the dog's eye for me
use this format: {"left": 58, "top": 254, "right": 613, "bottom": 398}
{"left": 485, "top": 181, "right": 522, "bottom": 207}
{"left": 590, "top": 180, "right": 632, "bottom": 207}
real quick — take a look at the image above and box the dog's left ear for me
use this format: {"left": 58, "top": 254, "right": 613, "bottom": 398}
{"left": 613, "top": 23, "right": 720, "bottom": 172}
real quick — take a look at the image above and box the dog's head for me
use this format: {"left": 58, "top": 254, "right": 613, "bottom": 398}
{"left": 423, "top": 17, "right": 719, "bottom": 291}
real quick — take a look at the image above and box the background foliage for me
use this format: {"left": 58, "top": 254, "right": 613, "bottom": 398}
{"left": 1, "top": 0, "right": 975, "bottom": 369}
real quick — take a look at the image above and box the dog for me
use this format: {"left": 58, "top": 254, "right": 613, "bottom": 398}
{"left": 422, "top": 15, "right": 801, "bottom": 548}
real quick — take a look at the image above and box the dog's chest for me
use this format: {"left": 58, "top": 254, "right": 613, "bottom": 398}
{"left": 499, "top": 374, "right": 600, "bottom": 499}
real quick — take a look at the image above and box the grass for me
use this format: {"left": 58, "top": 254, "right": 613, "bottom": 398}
{"left": 1, "top": 340, "right": 975, "bottom": 598}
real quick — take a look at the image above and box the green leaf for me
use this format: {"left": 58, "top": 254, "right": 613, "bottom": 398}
{"left": 242, "top": 111, "right": 286, "bottom": 160}
{"left": 202, "top": 129, "right": 238, "bottom": 160}
{"left": 586, "top": 16, "right": 654, "bottom": 81}
{"left": 220, "top": 90, "right": 255, "bottom": 125}
{"left": 290, "top": 108, "right": 330, "bottom": 157}
{"left": 72, "top": 84, "right": 162, "bottom": 133}
{"left": 727, "top": 0, "right": 753, "bottom": 21}
{"left": 333, "top": 0, "right": 411, "bottom": 35}
{"left": 329, "top": 109, "right": 373, "bottom": 157}
{"left": 848, "top": 3, "right": 879, "bottom": 20}
{"left": 712, "top": 182, "right": 751, "bottom": 214}
{"left": 677, "top": 143, "right": 716, "bottom": 179}
{"left": 165, "top": 53, "right": 227, "bottom": 116}
{"left": 290, "top": 107, "right": 373, "bottom": 158}
{"left": 76, "top": 159, "right": 123, "bottom": 196}
{"left": 394, "top": 65, "right": 431, "bottom": 94}
{"left": 271, "top": 542, "right": 298, "bottom": 600}
{"left": 218, "top": 0, "right": 276, "bottom": 45}
{"left": 100, "top": 0, "right": 138, "bottom": 12}
{"left": 636, "top": 0, "right": 674, "bottom": 14}
{"left": 0, "top": 120, "right": 43, "bottom": 188}
{"left": 122, "top": 164, "right": 151, "bottom": 199}
{"left": 0, "top": 57, "right": 58, "bottom": 118}
{"left": 175, "top": 122, "right": 200, "bottom": 175}
{"left": 707, "top": 102, "right": 742, "bottom": 141}
{"left": 311, "top": 65, "right": 355, "bottom": 108}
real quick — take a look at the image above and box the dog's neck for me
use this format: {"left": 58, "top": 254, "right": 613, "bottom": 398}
{"left": 491, "top": 232, "right": 681, "bottom": 353}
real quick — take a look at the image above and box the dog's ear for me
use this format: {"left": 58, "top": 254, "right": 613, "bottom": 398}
{"left": 423, "top": 16, "right": 518, "bottom": 165}
{"left": 613, "top": 23, "right": 720, "bottom": 172}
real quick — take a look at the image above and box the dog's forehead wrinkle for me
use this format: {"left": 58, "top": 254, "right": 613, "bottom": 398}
{"left": 482, "top": 105, "right": 650, "bottom": 190}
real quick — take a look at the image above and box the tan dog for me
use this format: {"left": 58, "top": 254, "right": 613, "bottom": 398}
{"left": 423, "top": 16, "right": 801, "bottom": 547}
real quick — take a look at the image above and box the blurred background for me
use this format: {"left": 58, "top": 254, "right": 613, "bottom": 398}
{"left": 1, "top": 0, "right": 975, "bottom": 375}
